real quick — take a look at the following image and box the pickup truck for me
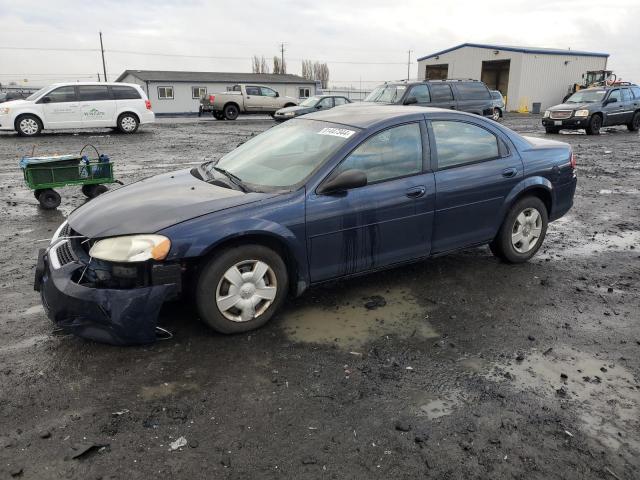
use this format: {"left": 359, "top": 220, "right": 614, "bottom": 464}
{"left": 199, "top": 84, "right": 299, "bottom": 120}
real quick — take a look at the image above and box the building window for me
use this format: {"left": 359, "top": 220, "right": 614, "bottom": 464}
{"left": 192, "top": 86, "right": 206, "bottom": 99}
{"left": 299, "top": 87, "right": 311, "bottom": 98}
{"left": 158, "top": 86, "right": 174, "bottom": 100}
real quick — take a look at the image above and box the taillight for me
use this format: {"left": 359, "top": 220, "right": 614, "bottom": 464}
{"left": 570, "top": 151, "right": 576, "bottom": 169}
{"left": 145, "top": 100, "right": 152, "bottom": 110}
{"left": 209, "top": 95, "right": 215, "bottom": 103}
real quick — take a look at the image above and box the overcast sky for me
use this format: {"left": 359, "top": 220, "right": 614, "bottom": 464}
{"left": 0, "top": 0, "right": 637, "bottom": 89}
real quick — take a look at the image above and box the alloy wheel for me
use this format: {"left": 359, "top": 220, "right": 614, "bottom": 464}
{"left": 120, "top": 116, "right": 137, "bottom": 132}
{"left": 492, "top": 108, "right": 500, "bottom": 121}
{"left": 215, "top": 260, "right": 277, "bottom": 322}
{"left": 20, "top": 118, "right": 39, "bottom": 135}
{"left": 511, "top": 207, "right": 543, "bottom": 253}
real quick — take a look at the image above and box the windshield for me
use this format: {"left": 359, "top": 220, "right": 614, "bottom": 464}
{"left": 203, "top": 119, "right": 359, "bottom": 190}
{"left": 565, "top": 90, "right": 606, "bottom": 103}
{"left": 25, "top": 87, "right": 49, "bottom": 101}
{"left": 364, "top": 85, "right": 407, "bottom": 103}
{"left": 299, "top": 96, "right": 320, "bottom": 107}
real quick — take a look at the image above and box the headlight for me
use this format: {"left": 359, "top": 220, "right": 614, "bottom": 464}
{"left": 543, "top": 110, "right": 550, "bottom": 118}
{"left": 89, "top": 235, "right": 171, "bottom": 262}
{"left": 574, "top": 109, "right": 589, "bottom": 117}
{"left": 283, "top": 111, "right": 296, "bottom": 116}
{"left": 0, "top": 107, "right": 10, "bottom": 115}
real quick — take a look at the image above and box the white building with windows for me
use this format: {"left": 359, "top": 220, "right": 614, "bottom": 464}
{"left": 115, "top": 70, "right": 319, "bottom": 115}
{"left": 417, "top": 43, "right": 609, "bottom": 111}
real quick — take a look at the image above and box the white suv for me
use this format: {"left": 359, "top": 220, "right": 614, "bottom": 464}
{"left": 0, "top": 82, "right": 155, "bottom": 136}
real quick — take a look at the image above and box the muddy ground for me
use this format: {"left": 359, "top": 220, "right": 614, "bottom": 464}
{"left": 0, "top": 114, "right": 638, "bottom": 479}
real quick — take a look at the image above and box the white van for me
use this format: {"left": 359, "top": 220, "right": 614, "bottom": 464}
{"left": 0, "top": 82, "right": 155, "bottom": 136}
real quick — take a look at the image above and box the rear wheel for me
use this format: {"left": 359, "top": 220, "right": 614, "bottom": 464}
{"left": 223, "top": 104, "right": 239, "bottom": 121}
{"left": 16, "top": 115, "right": 42, "bottom": 136}
{"left": 545, "top": 126, "right": 560, "bottom": 134}
{"left": 585, "top": 114, "right": 601, "bottom": 135}
{"left": 627, "top": 112, "right": 640, "bottom": 132}
{"left": 196, "top": 245, "right": 288, "bottom": 334}
{"left": 490, "top": 196, "right": 548, "bottom": 263}
{"left": 117, "top": 113, "right": 139, "bottom": 133}
{"left": 38, "top": 189, "right": 61, "bottom": 210}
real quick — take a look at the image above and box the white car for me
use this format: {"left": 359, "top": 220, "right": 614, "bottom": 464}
{"left": 0, "top": 82, "right": 155, "bottom": 136}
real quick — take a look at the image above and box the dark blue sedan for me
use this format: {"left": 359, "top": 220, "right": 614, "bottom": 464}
{"left": 35, "top": 105, "right": 577, "bottom": 345}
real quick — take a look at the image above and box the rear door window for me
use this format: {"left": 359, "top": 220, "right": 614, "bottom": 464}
{"left": 408, "top": 84, "right": 431, "bottom": 104}
{"left": 631, "top": 87, "right": 640, "bottom": 99}
{"left": 111, "top": 86, "right": 141, "bottom": 100}
{"left": 432, "top": 121, "right": 499, "bottom": 169}
{"left": 455, "top": 83, "right": 491, "bottom": 100}
{"left": 78, "top": 86, "right": 112, "bottom": 101}
{"left": 621, "top": 89, "right": 632, "bottom": 102}
{"left": 429, "top": 84, "right": 454, "bottom": 102}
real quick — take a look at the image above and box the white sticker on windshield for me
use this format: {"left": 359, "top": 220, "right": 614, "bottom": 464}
{"left": 317, "top": 127, "right": 355, "bottom": 139}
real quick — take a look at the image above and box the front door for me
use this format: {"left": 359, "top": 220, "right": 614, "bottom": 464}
{"left": 244, "top": 86, "right": 265, "bottom": 112}
{"left": 260, "top": 87, "right": 280, "bottom": 112}
{"left": 306, "top": 122, "right": 435, "bottom": 282}
{"left": 38, "top": 86, "right": 81, "bottom": 128}
{"left": 430, "top": 118, "right": 523, "bottom": 253}
{"left": 602, "top": 89, "right": 625, "bottom": 126}
{"left": 78, "top": 85, "right": 117, "bottom": 127}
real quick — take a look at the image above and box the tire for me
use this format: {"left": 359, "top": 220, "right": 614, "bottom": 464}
{"left": 34, "top": 189, "right": 45, "bottom": 199}
{"left": 16, "top": 114, "right": 42, "bottom": 136}
{"left": 545, "top": 126, "right": 560, "bottom": 134}
{"left": 585, "top": 114, "right": 601, "bottom": 135}
{"left": 213, "top": 112, "right": 224, "bottom": 120}
{"left": 82, "top": 184, "right": 108, "bottom": 198}
{"left": 283, "top": 103, "right": 296, "bottom": 108}
{"left": 38, "top": 189, "right": 61, "bottom": 210}
{"left": 490, "top": 196, "right": 548, "bottom": 263}
{"left": 223, "top": 104, "right": 239, "bottom": 121}
{"left": 196, "top": 245, "right": 288, "bottom": 334}
{"left": 117, "top": 113, "right": 139, "bottom": 133}
{"left": 627, "top": 112, "right": 640, "bottom": 132}
{"left": 492, "top": 108, "right": 501, "bottom": 121}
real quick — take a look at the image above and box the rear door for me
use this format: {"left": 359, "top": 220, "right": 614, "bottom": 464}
{"left": 619, "top": 88, "right": 634, "bottom": 124}
{"left": 38, "top": 86, "right": 81, "bottom": 128}
{"left": 78, "top": 85, "right": 117, "bottom": 127}
{"left": 306, "top": 121, "right": 435, "bottom": 281}
{"left": 427, "top": 83, "right": 457, "bottom": 110}
{"left": 111, "top": 85, "right": 143, "bottom": 118}
{"left": 452, "top": 82, "right": 493, "bottom": 115}
{"left": 429, "top": 117, "right": 522, "bottom": 253}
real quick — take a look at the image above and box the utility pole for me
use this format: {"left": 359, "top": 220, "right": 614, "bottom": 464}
{"left": 99, "top": 31, "right": 107, "bottom": 82}
{"left": 407, "top": 49, "right": 413, "bottom": 81}
{"left": 280, "top": 42, "right": 285, "bottom": 74}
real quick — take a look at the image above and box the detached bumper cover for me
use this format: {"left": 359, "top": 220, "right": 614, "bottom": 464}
{"left": 36, "top": 251, "right": 176, "bottom": 346}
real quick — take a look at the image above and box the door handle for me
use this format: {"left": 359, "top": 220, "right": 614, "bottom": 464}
{"left": 406, "top": 186, "right": 426, "bottom": 198}
{"left": 502, "top": 167, "right": 518, "bottom": 178}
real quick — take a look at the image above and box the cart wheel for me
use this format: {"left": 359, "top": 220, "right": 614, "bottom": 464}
{"left": 82, "top": 184, "right": 108, "bottom": 198}
{"left": 38, "top": 189, "right": 61, "bottom": 210}
{"left": 34, "top": 189, "right": 45, "bottom": 199}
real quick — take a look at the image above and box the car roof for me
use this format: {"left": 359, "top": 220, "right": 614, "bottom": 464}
{"left": 46, "top": 82, "right": 140, "bottom": 88}
{"left": 301, "top": 104, "right": 475, "bottom": 128}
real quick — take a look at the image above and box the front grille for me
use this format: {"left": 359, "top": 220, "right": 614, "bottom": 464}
{"left": 550, "top": 110, "right": 572, "bottom": 120}
{"left": 59, "top": 223, "right": 71, "bottom": 237}
{"left": 56, "top": 241, "right": 77, "bottom": 266}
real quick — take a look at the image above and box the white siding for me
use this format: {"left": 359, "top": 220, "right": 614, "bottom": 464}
{"left": 129, "top": 79, "right": 316, "bottom": 114}
{"left": 418, "top": 46, "right": 607, "bottom": 111}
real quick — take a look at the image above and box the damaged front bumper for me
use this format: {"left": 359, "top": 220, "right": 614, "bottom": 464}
{"left": 35, "top": 222, "right": 180, "bottom": 346}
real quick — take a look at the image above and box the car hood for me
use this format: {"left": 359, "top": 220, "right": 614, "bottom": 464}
{"left": 548, "top": 103, "right": 589, "bottom": 111}
{"left": 68, "top": 169, "right": 273, "bottom": 238}
{"left": 1, "top": 99, "right": 32, "bottom": 108}
{"left": 277, "top": 105, "right": 310, "bottom": 114}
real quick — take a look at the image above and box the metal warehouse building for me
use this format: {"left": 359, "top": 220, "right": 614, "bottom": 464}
{"left": 115, "top": 70, "right": 319, "bottom": 114}
{"left": 417, "top": 43, "right": 609, "bottom": 111}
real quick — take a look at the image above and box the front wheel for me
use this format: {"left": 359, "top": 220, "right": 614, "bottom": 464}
{"left": 627, "top": 112, "right": 640, "bottom": 132}
{"left": 492, "top": 108, "right": 501, "bottom": 121}
{"left": 117, "top": 113, "right": 139, "bottom": 133}
{"left": 585, "top": 114, "right": 601, "bottom": 135}
{"left": 16, "top": 115, "right": 42, "bottom": 136}
{"left": 490, "top": 196, "right": 548, "bottom": 263}
{"left": 196, "top": 245, "right": 288, "bottom": 334}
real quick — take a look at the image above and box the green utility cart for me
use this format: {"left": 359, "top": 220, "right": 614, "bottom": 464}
{"left": 20, "top": 146, "right": 117, "bottom": 210}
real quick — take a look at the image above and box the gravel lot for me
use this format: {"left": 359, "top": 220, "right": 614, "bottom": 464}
{"left": 0, "top": 114, "right": 638, "bottom": 479}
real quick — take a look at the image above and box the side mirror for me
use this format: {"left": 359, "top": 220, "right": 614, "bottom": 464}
{"left": 316, "top": 104, "right": 323, "bottom": 109}
{"left": 318, "top": 169, "right": 367, "bottom": 195}
{"left": 605, "top": 97, "right": 617, "bottom": 105}
{"left": 41, "top": 96, "right": 52, "bottom": 104}
{"left": 404, "top": 96, "right": 418, "bottom": 105}
{"left": 275, "top": 92, "right": 280, "bottom": 97}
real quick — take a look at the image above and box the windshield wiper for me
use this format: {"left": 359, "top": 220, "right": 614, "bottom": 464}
{"left": 212, "top": 166, "right": 249, "bottom": 192}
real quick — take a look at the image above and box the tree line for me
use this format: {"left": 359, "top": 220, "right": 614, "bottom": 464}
{"left": 251, "top": 55, "right": 330, "bottom": 89}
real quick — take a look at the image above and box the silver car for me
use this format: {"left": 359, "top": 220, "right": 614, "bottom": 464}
{"left": 490, "top": 90, "right": 505, "bottom": 121}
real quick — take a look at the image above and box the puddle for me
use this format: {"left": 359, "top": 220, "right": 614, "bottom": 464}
{"left": 139, "top": 382, "right": 199, "bottom": 401}
{"left": 279, "top": 286, "right": 438, "bottom": 348}
{"left": 564, "top": 231, "right": 640, "bottom": 257}
{"left": 406, "top": 389, "right": 463, "bottom": 420}
{"left": 490, "top": 348, "right": 640, "bottom": 453}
